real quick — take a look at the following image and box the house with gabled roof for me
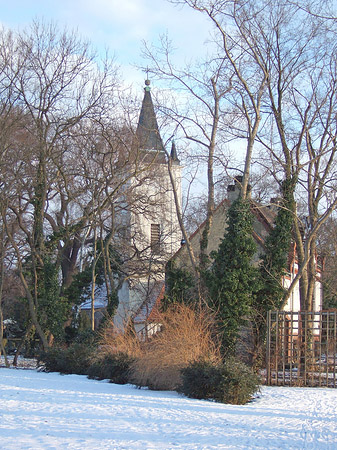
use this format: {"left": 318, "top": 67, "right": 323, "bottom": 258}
{"left": 172, "top": 176, "right": 322, "bottom": 315}
{"left": 136, "top": 176, "right": 323, "bottom": 338}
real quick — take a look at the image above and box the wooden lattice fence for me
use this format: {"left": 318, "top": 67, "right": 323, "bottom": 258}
{"left": 266, "top": 310, "right": 337, "bottom": 387}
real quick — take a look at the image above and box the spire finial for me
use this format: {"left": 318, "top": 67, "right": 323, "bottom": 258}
{"left": 145, "top": 67, "right": 151, "bottom": 91}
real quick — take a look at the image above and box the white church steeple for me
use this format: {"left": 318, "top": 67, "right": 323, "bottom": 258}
{"left": 114, "top": 80, "right": 182, "bottom": 331}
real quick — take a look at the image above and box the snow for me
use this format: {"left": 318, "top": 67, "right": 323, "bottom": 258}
{"left": 0, "top": 368, "right": 337, "bottom": 449}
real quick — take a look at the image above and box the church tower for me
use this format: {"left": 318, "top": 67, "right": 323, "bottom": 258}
{"left": 114, "top": 80, "right": 182, "bottom": 330}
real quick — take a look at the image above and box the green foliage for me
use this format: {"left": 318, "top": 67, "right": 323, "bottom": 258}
{"left": 179, "top": 359, "right": 222, "bottom": 400}
{"left": 259, "top": 178, "right": 296, "bottom": 313}
{"left": 73, "top": 328, "right": 97, "bottom": 345}
{"left": 106, "top": 287, "right": 119, "bottom": 317}
{"left": 323, "top": 281, "right": 337, "bottom": 309}
{"left": 87, "top": 352, "right": 134, "bottom": 384}
{"left": 21, "top": 251, "right": 72, "bottom": 343}
{"left": 38, "top": 343, "right": 93, "bottom": 374}
{"left": 45, "top": 225, "right": 80, "bottom": 252}
{"left": 205, "top": 198, "right": 261, "bottom": 354}
{"left": 4, "top": 296, "right": 29, "bottom": 340}
{"left": 179, "top": 357, "right": 260, "bottom": 405}
{"left": 65, "top": 264, "right": 99, "bottom": 307}
{"left": 39, "top": 329, "right": 133, "bottom": 382}
{"left": 163, "top": 260, "right": 195, "bottom": 309}
{"left": 68, "top": 268, "right": 91, "bottom": 303}
{"left": 38, "top": 330, "right": 97, "bottom": 374}
{"left": 38, "top": 258, "right": 72, "bottom": 342}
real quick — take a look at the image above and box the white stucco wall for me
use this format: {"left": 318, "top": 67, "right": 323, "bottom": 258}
{"left": 129, "top": 161, "right": 182, "bottom": 260}
{"left": 283, "top": 262, "right": 322, "bottom": 313}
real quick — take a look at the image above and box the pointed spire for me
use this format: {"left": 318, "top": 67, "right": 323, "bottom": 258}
{"left": 170, "top": 140, "right": 180, "bottom": 164}
{"left": 135, "top": 79, "right": 165, "bottom": 152}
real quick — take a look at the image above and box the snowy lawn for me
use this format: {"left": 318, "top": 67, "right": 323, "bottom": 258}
{"left": 0, "top": 368, "right": 336, "bottom": 449}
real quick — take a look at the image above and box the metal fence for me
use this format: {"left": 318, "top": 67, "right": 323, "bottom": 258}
{"left": 266, "top": 310, "right": 337, "bottom": 387}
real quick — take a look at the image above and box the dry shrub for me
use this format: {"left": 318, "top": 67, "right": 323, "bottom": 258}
{"left": 130, "top": 304, "right": 221, "bottom": 391}
{"left": 96, "top": 318, "right": 142, "bottom": 360}
{"left": 87, "top": 319, "right": 143, "bottom": 383}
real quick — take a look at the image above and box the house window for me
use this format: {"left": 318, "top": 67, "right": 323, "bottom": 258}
{"left": 151, "top": 224, "right": 161, "bottom": 253}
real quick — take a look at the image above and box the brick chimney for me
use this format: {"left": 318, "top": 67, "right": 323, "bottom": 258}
{"left": 227, "top": 176, "right": 251, "bottom": 203}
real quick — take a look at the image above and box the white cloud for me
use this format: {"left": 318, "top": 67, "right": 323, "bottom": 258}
{"left": 0, "top": 0, "right": 214, "bottom": 88}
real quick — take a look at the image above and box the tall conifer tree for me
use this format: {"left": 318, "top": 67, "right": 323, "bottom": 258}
{"left": 206, "top": 198, "right": 260, "bottom": 354}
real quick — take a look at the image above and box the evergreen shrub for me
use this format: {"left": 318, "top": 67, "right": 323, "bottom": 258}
{"left": 205, "top": 198, "right": 260, "bottom": 354}
{"left": 38, "top": 343, "right": 94, "bottom": 374}
{"left": 88, "top": 317, "right": 141, "bottom": 383}
{"left": 87, "top": 352, "right": 134, "bottom": 384}
{"left": 38, "top": 331, "right": 97, "bottom": 375}
{"left": 179, "top": 357, "right": 260, "bottom": 405}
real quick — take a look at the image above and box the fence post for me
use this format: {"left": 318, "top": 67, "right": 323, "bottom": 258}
{"left": 266, "top": 310, "right": 271, "bottom": 385}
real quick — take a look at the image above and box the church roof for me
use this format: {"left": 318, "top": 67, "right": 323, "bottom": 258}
{"left": 135, "top": 80, "right": 165, "bottom": 153}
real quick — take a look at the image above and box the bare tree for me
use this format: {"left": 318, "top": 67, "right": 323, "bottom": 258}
{"left": 0, "top": 20, "right": 122, "bottom": 347}
{"left": 141, "top": 37, "right": 234, "bottom": 295}
{"left": 166, "top": 0, "right": 337, "bottom": 312}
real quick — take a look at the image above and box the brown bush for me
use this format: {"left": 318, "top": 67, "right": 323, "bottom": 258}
{"left": 96, "top": 318, "right": 142, "bottom": 360}
{"left": 130, "top": 304, "right": 221, "bottom": 391}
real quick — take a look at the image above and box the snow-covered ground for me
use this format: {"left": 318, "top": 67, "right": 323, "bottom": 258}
{"left": 0, "top": 367, "right": 337, "bottom": 449}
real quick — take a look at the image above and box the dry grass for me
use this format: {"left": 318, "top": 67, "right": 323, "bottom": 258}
{"left": 130, "top": 304, "right": 221, "bottom": 390}
{"left": 96, "top": 319, "right": 142, "bottom": 361}
{"left": 95, "top": 305, "right": 221, "bottom": 391}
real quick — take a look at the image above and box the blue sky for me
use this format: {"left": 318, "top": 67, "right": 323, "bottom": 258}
{"left": 0, "top": 0, "right": 212, "bottom": 89}
{"left": 0, "top": 0, "right": 217, "bottom": 195}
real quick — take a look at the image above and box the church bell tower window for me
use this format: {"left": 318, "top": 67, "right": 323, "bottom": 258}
{"left": 151, "top": 223, "right": 161, "bottom": 253}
